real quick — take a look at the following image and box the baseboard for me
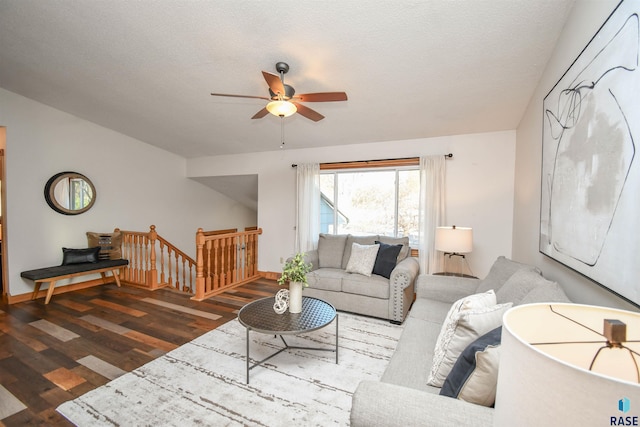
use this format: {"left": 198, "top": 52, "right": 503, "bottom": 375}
{"left": 10, "top": 273, "right": 280, "bottom": 304}
{"left": 259, "top": 271, "right": 280, "bottom": 281}
{"left": 7, "top": 277, "right": 110, "bottom": 304}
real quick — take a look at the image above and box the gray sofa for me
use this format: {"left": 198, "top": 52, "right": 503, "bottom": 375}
{"left": 302, "top": 234, "right": 420, "bottom": 323}
{"left": 350, "top": 256, "right": 571, "bottom": 426}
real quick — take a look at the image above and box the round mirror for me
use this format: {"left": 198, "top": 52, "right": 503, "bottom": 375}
{"left": 44, "top": 171, "right": 96, "bottom": 215}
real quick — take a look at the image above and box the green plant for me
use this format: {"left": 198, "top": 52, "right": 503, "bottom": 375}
{"left": 277, "top": 252, "right": 313, "bottom": 286}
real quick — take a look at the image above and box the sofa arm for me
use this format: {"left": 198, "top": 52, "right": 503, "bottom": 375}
{"left": 388, "top": 257, "right": 420, "bottom": 323}
{"left": 351, "top": 381, "right": 493, "bottom": 427}
{"left": 390, "top": 256, "right": 420, "bottom": 290}
{"left": 416, "top": 274, "right": 480, "bottom": 304}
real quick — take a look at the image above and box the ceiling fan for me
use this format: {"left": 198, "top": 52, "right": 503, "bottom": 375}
{"left": 211, "top": 62, "right": 347, "bottom": 122}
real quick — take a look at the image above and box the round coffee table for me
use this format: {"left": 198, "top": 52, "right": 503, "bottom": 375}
{"left": 238, "top": 296, "right": 338, "bottom": 383}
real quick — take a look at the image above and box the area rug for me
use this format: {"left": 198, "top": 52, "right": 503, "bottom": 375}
{"left": 57, "top": 312, "right": 403, "bottom": 426}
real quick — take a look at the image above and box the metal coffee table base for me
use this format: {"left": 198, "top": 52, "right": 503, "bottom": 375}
{"left": 245, "top": 315, "right": 338, "bottom": 384}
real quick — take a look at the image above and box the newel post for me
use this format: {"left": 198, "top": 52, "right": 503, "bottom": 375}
{"left": 194, "top": 228, "right": 206, "bottom": 300}
{"left": 147, "top": 225, "right": 159, "bottom": 289}
{"left": 113, "top": 228, "right": 124, "bottom": 281}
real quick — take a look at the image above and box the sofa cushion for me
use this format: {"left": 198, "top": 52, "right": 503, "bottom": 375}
{"left": 440, "top": 326, "right": 502, "bottom": 407}
{"left": 427, "top": 302, "right": 512, "bottom": 387}
{"left": 408, "top": 297, "right": 453, "bottom": 324}
{"left": 496, "top": 268, "right": 554, "bottom": 305}
{"left": 61, "top": 247, "right": 101, "bottom": 265}
{"left": 376, "top": 235, "right": 410, "bottom": 262}
{"left": 475, "top": 256, "right": 541, "bottom": 294}
{"left": 317, "top": 234, "right": 348, "bottom": 268}
{"left": 345, "top": 243, "right": 380, "bottom": 276}
{"left": 342, "top": 273, "right": 389, "bottom": 299}
{"left": 306, "top": 268, "right": 346, "bottom": 292}
{"left": 372, "top": 241, "right": 403, "bottom": 279}
{"left": 341, "top": 235, "right": 379, "bottom": 269}
{"left": 380, "top": 316, "right": 442, "bottom": 392}
{"left": 518, "top": 280, "right": 571, "bottom": 304}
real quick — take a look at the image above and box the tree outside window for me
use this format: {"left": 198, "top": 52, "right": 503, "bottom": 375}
{"left": 320, "top": 168, "right": 420, "bottom": 248}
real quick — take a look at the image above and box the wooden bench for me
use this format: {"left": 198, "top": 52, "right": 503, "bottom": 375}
{"left": 21, "top": 259, "right": 129, "bottom": 304}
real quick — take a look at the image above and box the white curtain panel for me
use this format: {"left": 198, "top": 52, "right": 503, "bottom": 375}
{"left": 419, "top": 156, "right": 446, "bottom": 274}
{"left": 295, "top": 163, "right": 320, "bottom": 253}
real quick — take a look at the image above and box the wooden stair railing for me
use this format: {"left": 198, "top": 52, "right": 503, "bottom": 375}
{"left": 117, "top": 225, "right": 197, "bottom": 293}
{"left": 193, "top": 227, "right": 263, "bottom": 301}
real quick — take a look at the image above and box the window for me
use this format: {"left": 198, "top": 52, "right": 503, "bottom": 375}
{"left": 320, "top": 167, "right": 420, "bottom": 247}
{"left": 69, "top": 177, "right": 93, "bottom": 210}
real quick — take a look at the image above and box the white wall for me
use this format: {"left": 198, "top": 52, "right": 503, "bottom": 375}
{"left": 0, "top": 88, "right": 257, "bottom": 297}
{"left": 188, "top": 130, "right": 516, "bottom": 279}
{"left": 513, "top": 0, "right": 637, "bottom": 311}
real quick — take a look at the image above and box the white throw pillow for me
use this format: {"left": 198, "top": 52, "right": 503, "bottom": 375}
{"left": 427, "top": 301, "right": 512, "bottom": 387}
{"left": 427, "top": 291, "right": 496, "bottom": 383}
{"left": 441, "top": 290, "right": 498, "bottom": 329}
{"left": 458, "top": 344, "right": 501, "bottom": 406}
{"left": 345, "top": 243, "right": 380, "bottom": 276}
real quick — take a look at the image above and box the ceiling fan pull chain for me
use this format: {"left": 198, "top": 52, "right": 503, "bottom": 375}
{"left": 280, "top": 116, "right": 285, "bottom": 149}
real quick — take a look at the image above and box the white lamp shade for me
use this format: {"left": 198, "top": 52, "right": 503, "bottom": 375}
{"left": 494, "top": 303, "right": 640, "bottom": 426}
{"left": 266, "top": 100, "right": 297, "bottom": 117}
{"left": 434, "top": 226, "right": 473, "bottom": 253}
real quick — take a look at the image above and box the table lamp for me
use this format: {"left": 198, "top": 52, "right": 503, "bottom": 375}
{"left": 494, "top": 303, "right": 640, "bottom": 426}
{"left": 434, "top": 225, "right": 473, "bottom": 276}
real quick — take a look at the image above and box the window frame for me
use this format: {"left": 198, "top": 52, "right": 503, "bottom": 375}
{"left": 320, "top": 158, "right": 420, "bottom": 248}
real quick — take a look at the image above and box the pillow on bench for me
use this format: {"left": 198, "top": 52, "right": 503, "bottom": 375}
{"left": 87, "top": 231, "right": 123, "bottom": 260}
{"left": 62, "top": 247, "right": 101, "bottom": 265}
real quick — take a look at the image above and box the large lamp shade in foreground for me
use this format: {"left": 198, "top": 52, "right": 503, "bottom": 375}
{"left": 494, "top": 303, "right": 640, "bottom": 426}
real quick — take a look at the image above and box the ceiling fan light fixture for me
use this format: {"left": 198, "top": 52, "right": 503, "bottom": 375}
{"left": 266, "top": 100, "right": 297, "bottom": 117}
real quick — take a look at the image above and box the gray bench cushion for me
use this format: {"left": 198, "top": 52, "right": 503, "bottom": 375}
{"left": 21, "top": 259, "right": 129, "bottom": 281}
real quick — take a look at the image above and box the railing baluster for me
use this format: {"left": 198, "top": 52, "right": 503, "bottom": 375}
{"left": 213, "top": 239, "right": 220, "bottom": 290}
{"left": 159, "top": 240, "right": 166, "bottom": 285}
{"left": 191, "top": 228, "right": 262, "bottom": 301}
{"left": 118, "top": 225, "right": 196, "bottom": 293}
{"left": 114, "top": 225, "right": 261, "bottom": 301}
{"left": 206, "top": 240, "right": 213, "bottom": 292}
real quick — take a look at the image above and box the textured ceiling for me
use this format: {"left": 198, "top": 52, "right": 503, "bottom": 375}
{"left": 0, "top": 0, "right": 575, "bottom": 158}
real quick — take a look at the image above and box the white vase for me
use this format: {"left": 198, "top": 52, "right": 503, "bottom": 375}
{"left": 289, "top": 281, "right": 303, "bottom": 313}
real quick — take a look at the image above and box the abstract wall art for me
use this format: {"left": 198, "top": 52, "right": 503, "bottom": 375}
{"left": 540, "top": 0, "right": 640, "bottom": 305}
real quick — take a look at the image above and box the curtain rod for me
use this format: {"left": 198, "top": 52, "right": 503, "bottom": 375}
{"left": 291, "top": 153, "right": 453, "bottom": 168}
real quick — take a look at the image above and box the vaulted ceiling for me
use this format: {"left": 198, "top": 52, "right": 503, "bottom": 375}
{"left": 0, "top": 1, "right": 575, "bottom": 159}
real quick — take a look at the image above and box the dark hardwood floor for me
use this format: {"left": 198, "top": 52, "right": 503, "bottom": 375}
{"left": 0, "top": 278, "right": 280, "bottom": 426}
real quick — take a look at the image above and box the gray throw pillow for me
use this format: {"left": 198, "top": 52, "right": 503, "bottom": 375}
{"left": 518, "top": 280, "right": 571, "bottom": 304}
{"left": 476, "top": 256, "right": 541, "bottom": 294}
{"left": 496, "top": 269, "right": 553, "bottom": 305}
{"left": 317, "top": 234, "right": 347, "bottom": 268}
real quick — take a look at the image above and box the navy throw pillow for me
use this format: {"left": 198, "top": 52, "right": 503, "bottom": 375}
{"left": 440, "top": 326, "right": 502, "bottom": 405}
{"left": 372, "top": 241, "right": 403, "bottom": 279}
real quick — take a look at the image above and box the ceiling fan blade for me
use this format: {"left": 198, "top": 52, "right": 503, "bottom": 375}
{"left": 292, "top": 102, "right": 324, "bottom": 122}
{"left": 211, "top": 93, "right": 270, "bottom": 100}
{"left": 294, "top": 92, "right": 348, "bottom": 102}
{"left": 262, "top": 71, "right": 285, "bottom": 97}
{"left": 251, "top": 107, "right": 269, "bottom": 119}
